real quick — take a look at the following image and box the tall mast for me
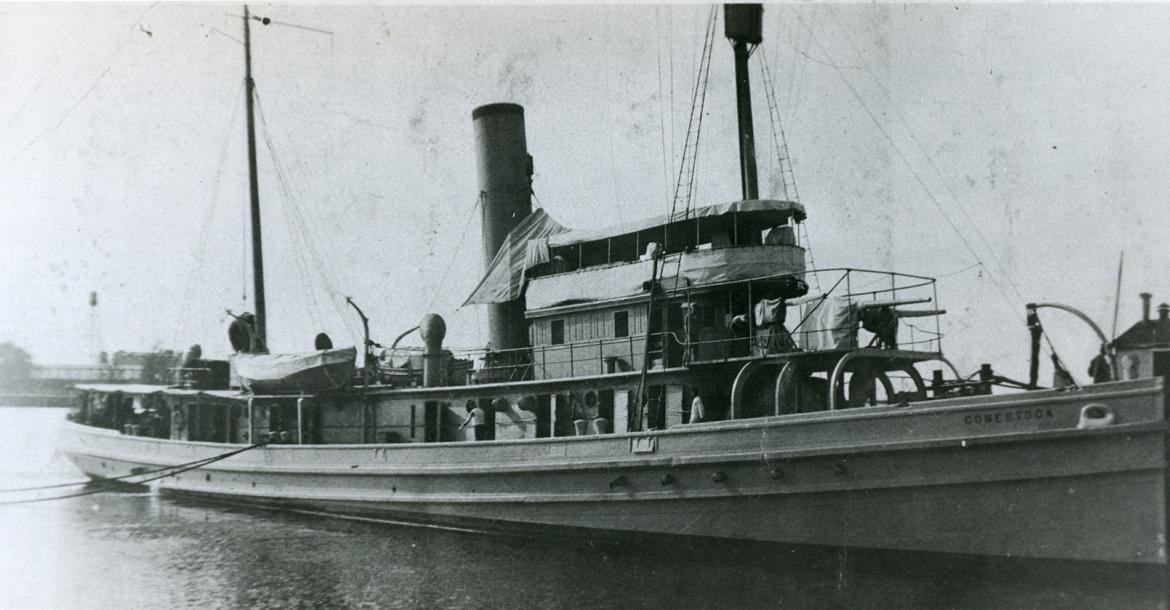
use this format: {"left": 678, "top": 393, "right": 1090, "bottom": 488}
{"left": 724, "top": 4, "right": 763, "bottom": 201}
{"left": 244, "top": 5, "right": 266, "bottom": 351}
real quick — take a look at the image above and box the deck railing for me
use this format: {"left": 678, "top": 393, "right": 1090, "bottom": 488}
{"left": 31, "top": 365, "right": 144, "bottom": 382}
{"left": 450, "top": 267, "right": 942, "bottom": 383}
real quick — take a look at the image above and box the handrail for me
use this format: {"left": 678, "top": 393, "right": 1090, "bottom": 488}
{"left": 450, "top": 267, "right": 944, "bottom": 382}
{"left": 530, "top": 242, "right": 806, "bottom": 278}
{"left": 527, "top": 266, "right": 938, "bottom": 315}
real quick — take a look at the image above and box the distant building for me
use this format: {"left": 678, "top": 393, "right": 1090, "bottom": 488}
{"left": 1111, "top": 292, "right": 1170, "bottom": 380}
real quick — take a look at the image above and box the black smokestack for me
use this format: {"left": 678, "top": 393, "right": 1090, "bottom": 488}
{"left": 472, "top": 103, "right": 533, "bottom": 351}
{"left": 1141, "top": 292, "right": 1152, "bottom": 321}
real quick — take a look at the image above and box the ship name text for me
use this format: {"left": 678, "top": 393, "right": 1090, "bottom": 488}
{"left": 964, "top": 408, "right": 1054, "bottom": 426}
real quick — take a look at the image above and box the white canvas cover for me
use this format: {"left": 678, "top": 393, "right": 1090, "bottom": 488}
{"left": 464, "top": 201, "right": 805, "bottom": 307}
{"left": 73, "top": 383, "right": 169, "bottom": 394}
{"left": 234, "top": 346, "right": 356, "bottom": 391}
{"left": 795, "top": 297, "right": 857, "bottom": 351}
{"left": 546, "top": 199, "right": 804, "bottom": 248}
{"left": 463, "top": 208, "right": 569, "bottom": 306}
{"left": 525, "top": 245, "right": 805, "bottom": 310}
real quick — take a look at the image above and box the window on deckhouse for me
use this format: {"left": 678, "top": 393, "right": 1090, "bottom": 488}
{"left": 614, "top": 311, "right": 629, "bottom": 338}
{"left": 551, "top": 320, "right": 565, "bottom": 345}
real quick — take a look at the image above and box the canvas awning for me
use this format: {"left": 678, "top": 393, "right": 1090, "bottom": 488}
{"left": 73, "top": 383, "right": 170, "bottom": 394}
{"left": 546, "top": 199, "right": 804, "bottom": 248}
{"left": 463, "top": 200, "right": 806, "bottom": 306}
{"left": 525, "top": 244, "right": 806, "bottom": 310}
{"left": 463, "top": 208, "right": 569, "bottom": 306}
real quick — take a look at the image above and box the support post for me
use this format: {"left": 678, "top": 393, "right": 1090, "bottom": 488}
{"left": 296, "top": 397, "right": 304, "bottom": 444}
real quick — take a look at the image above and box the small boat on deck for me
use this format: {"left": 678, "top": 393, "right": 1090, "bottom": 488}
{"left": 234, "top": 347, "right": 356, "bottom": 394}
{"left": 57, "top": 5, "right": 1170, "bottom": 566}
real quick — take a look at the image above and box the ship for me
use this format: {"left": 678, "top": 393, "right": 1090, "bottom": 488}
{"left": 57, "top": 5, "right": 1170, "bottom": 565}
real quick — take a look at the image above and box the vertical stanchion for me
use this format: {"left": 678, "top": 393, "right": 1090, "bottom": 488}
{"left": 296, "top": 397, "right": 304, "bottom": 445}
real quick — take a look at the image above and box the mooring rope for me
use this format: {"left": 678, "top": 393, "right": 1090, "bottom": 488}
{"left": 0, "top": 442, "right": 268, "bottom": 506}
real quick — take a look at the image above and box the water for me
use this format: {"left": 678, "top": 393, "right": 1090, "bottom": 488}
{"left": 0, "top": 406, "right": 1163, "bottom": 609}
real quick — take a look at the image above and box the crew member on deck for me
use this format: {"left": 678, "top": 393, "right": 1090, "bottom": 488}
{"left": 460, "top": 400, "right": 488, "bottom": 441}
{"left": 1088, "top": 347, "right": 1113, "bottom": 384}
{"left": 755, "top": 298, "right": 796, "bottom": 353}
{"left": 689, "top": 388, "right": 706, "bottom": 424}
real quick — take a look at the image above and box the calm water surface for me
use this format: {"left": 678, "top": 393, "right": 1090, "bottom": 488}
{"left": 0, "top": 406, "right": 1163, "bottom": 609}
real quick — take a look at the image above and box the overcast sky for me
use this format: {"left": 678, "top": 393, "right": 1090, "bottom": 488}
{"left": 1, "top": 2, "right": 1168, "bottom": 384}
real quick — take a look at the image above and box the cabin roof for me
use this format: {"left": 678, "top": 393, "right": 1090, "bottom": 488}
{"left": 1112, "top": 318, "right": 1170, "bottom": 349}
{"left": 546, "top": 199, "right": 804, "bottom": 248}
{"left": 74, "top": 383, "right": 253, "bottom": 400}
{"left": 74, "top": 383, "right": 172, "bottom": 394}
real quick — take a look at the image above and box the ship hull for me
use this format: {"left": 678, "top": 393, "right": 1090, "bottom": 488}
{"left": 59, "top": 377, "right": 1168, "bottom": 564}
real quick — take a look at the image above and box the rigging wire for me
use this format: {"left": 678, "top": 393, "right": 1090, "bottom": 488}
{"left": 255, "top": 98, "right": 319, "bottom": 320}
{"left": 0, "top": 442, "right": 267, "bottom": 506}
{"left": 430, "top": 194, "right": 482, "bottom": 313}
{"left": 2, "top": 2, "right": 159, "bottom": 171}
{"left": 280, "top": 193, "right": 329, "bottom": 331}
{"left": 757, "top": 42, "right": 824, "bottom": 292}
{"left": 822, "top": 7, "right": 1027, "bottom": 308}
{"left": 600, "top": 9, "right": 624, "bottom": 223}
{"left": 172, "top": 80, "right": 245, "bottom": 346}
{"left": 663, "top": 5, "right": 717, "bottom": 294}
{"left": 0, "top": 442, "right": 262, "bottom": 494}
{"left": 667, "top": 7, "right": 676, "bottom": 192}
{"left": 655, "top": 7, "right": 674, "bottom": 211}
{"left": 253, "top": 91, "right": 329, "bottom": 331}
{"left": 782, "top": 5, "right": 816, "bottom": 125}
{"left": 758, "top": 52, "right": 799, "bottom": 203}
{"left": 798, "top": 223, "right": 823, "bottom": 292}
{"left": 790, "top": 12, "right": 1023, "bottom": 324}
{"left": 636, "top": 6, "right": 717, "bottom": 425}
{"left": 3, "top": 37, "right": 69, "bottom": 132}
{"left": 669, "top": 6, "right": 718, "bottom": 222}
{"left": 934, "top": 261, "right": 985, "bottom": 280}
{"left": 254, "top": 90, "right": 363, "bottom": 344}
{"left": 1034, "top": 313, "right": 1079, "bottom": 388}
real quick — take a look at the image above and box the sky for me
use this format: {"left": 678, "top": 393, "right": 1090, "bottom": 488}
{"left": 1, "top": 2, "right": 1168, "bottom": 385}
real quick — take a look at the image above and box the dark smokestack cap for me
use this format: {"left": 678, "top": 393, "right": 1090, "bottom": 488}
{"left": 724, "top": 4, "right": 763, "bottom": 44}
{"left": 1159, "top": 303, "right": 1169, "bottom": 321}
{"left": 1141, "top": 292, "right": 1152, "bottom": 321}
{"left": 472, "top": 103, "right": 524, "bottom": 121}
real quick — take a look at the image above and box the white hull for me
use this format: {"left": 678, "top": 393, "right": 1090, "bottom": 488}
{"left": 60, "top": 377, "right": 1169, "bottom": 564}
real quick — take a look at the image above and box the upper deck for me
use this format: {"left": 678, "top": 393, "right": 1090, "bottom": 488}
{"left": 524, "top": 199, "right": 805, "bottom": 311}
{"left": 464, "top": 199, "right": 806, "bottom": 309}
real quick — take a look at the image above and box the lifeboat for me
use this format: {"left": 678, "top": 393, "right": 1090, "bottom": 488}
{"left": 234, "top": 347, "right": 357, "bottom": 394}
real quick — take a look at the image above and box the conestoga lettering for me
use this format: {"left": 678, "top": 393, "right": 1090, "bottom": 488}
{"left": 963, "top": 408, "right": 1055, "bottom": 425}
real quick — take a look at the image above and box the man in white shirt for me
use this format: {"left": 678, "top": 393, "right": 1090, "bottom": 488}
{"left": 459, "top": 400, "right": 489, "bottom": 440}
{"left": 689, "top": 389, "right": 705, "bottom": 424}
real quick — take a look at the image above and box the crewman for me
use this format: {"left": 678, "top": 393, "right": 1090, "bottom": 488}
{"left": 689, "top": 388, "right": 706, "bottom": 424}
{"left": 459, "top": 400, "right": 488, "bottom": 441}
{"left": 1088, "top": 347, "right": 1113, "bottom": 384}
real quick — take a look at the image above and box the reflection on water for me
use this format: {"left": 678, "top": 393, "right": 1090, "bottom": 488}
{"left": 0, "top": 407, "right": 1163, "bottom": 609}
